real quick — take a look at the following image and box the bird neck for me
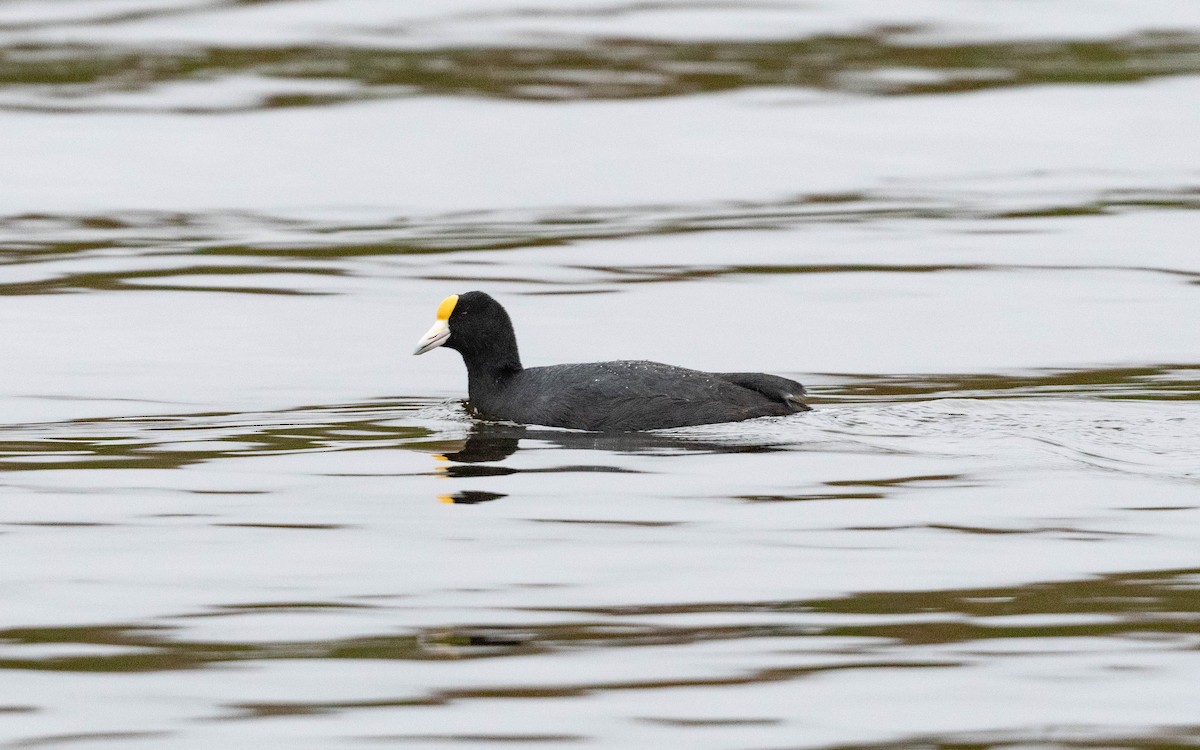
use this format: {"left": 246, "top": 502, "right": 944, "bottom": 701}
{"left": 458, "top": 335, "right": 523, "bottom": 397}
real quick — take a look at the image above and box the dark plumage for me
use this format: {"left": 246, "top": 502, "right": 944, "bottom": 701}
{"left": 413, "top": 291, "right": 810, "bottom": 432}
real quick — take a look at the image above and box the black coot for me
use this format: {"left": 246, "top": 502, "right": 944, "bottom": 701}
{"left": 413, "top": 291, "right": 810, "bottom": 431}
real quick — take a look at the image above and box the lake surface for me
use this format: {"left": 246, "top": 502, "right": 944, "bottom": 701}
{"left": 2, "top": 1, "right": 1199, "bottom": 748}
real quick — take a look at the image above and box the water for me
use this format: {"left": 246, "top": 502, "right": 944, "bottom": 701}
{"left": 2, "top": 1, "right": 1200, "bottom": 748}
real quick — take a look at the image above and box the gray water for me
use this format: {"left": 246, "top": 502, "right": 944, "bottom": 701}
{"left": 2, "top": 2, "right": 1200, "bottom": 748}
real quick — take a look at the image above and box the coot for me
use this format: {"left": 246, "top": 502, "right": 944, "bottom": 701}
{"left": 413, "top": 291, "right": 810, "bottom": 431}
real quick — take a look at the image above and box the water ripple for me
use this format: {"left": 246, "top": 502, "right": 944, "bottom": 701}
{"left": 2, "top": 31, "right": 1200, "bottom": 111}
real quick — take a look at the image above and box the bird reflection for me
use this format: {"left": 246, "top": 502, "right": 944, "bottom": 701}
{"left": 439, "top": 423, "right": 523, "bottom": 463}
{"left": 438, "top": 490, "right": 506, "bottom": 505}
{"left": 443, "top": 421, "right": 787, "bottom": 459}
{"left": 431, "top": 421, "right": 786, "bottom": 505}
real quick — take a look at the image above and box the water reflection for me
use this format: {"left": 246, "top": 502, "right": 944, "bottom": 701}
{"left": 3, "top": 31, "right": 1200, "bottom": 112}
{"left": 0, "top": 399, "right": 441, "bottom": 472}
{"left": 2, "top": 566, "right": 1196, "bottom": 726}
{"left": 439, "top": 490, "right": 506, "bottom": 505}
{"left": 428, "top": 420, "right": 791, "bottom": 502}
{"left": 817, "top": 364, "right": 1200, "bottom": 403}
{"left": 438, "top": 420, "right": 790, "bottom": 462}
{"left": 4, "top": 188, "right": 1199, "bottom": 298}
